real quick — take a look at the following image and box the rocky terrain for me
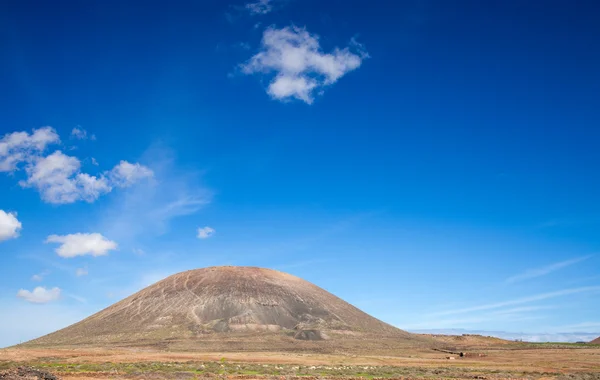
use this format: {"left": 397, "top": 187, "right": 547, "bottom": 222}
{"left": 20, "top": 266, "right": 430, "bottom": 352}
{"left": 0, "top": 367, "right": 58, "bottom": 380}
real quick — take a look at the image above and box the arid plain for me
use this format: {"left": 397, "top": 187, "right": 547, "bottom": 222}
{"left": 2, "top": 267, "right": 599, "bottom": 380}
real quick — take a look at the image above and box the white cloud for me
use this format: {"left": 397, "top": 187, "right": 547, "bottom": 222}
{"left": 0, "top": 210, "right": 22, "bottom": 241}
{"left": 245, "top": 0, "right": 273, "bottom": 15}
{"left": 506, "top": 255, "right": 593, "bottom": 284}
{"left": 20, "top": 151, "right": 110, "bottom": 204}
{"left": 197, "top": 226, "right": 216, "bottom": 239}
{"left": 0, "top": 127, "right": 59, "bottom": 172}
{"left": 241, "top": 26, "right": 368, "bottom": 104}
{"left": 45, "top": 233, "right": 118, "bottom": 258}
{"left": 132, "top": 248, "right": 145, "bottom": 256}
{"left": 1, "top": 127, "right": 152, "bottom": 204}
{"left": 19, "top": 151, "right": 152, "bottom": 204}
{"left": 16, "top": 286, "right": 61, "bottom": 304}
{"left": 70, "top": 127, "right": 93, "bottom": 140}
{"left": 75, "top": 267, "right": 88, "bottom": 277}
{"left": 109, "top": 161, "right": 154, "bottom": 188}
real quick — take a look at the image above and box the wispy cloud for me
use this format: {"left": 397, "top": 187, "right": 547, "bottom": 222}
{"left": 18, "top": 253, "right": 77, "bottom": 275}
{"left": 226, "top": 0, "right": 285, "bottom": 22}
{"left": 405, "top": 314, "right": 545, "bottom": 330}
{"left": 245, "top": 0, "right": 274, "bottom": 15}
{"left": 31, "top": 270, "right": 50, "bottom": 282}
{"left": 537, "top": 217, "right": 600, "bottom": 229}
{"left": 240, "top": 26, "right": 368, "bottom": 104}
{"left": 98, "top": 143, "right": 212, "bottom": 241}
{"left": 429, "top": 286, "right": 600, "bottom": 317}
{"left": 402, "top": 305, "right": 556, "bottom": 331}
{"left": 70, "top": 127, "right": 96, "bottom": 141}
{"left": 487, "top": 305, "right": 555, "bottom": 315}
{"left": 506, "top": 255, "right": 593, "bottom": 284}
{"left": 66, "top": 294, "right": 87, "bottom": 303}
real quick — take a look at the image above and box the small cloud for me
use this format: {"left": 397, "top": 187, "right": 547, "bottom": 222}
{"left": 70, "top": 127, "right": 87, "bottom": 140}
{"left": 45, "top": 233, "right": 118, "bottom": 258}
{"left": 237, "top": 42, "right": 251, "bottom": 50}
{"left": 0, "top": 210, "right": 22, "bottom": 242}
{"left": 75, "top": 267, "right": 88, "bottom": 277}
{"left": 70, "top": 127, "right": 95, "bottom": 141}
{"left": 16, "top": 286, "right": 61, "bottom": 304}
{"left": 240, "top": 26, "right": 368, "bottom": 104}
{"left": 227, "top": 0, "right": 285, "bottom": 22}
{"left": 197, "top": 226, "right": 216, "bottom": 239}
{"left": 132, "top": 248, "right": 145, "bottom": 256}
{"left": 91, "top": 158, "right": 99, "bottom": 166}
{"left": 245, "top": 0, "right": 274, "bottom": 15}
{"left": 31, "top": 270, "right": 49, "bottom": 282}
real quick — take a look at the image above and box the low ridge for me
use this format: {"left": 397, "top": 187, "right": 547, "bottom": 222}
{"left": 591, "top": 336, "right": 600, "bottom": 344}
{"left": 22, "top": 266, "right": 431, "bottom": 353}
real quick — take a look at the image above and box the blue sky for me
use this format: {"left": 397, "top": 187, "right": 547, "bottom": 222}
{"left": 1, "top": 0, "right": 600, "bottom": 347}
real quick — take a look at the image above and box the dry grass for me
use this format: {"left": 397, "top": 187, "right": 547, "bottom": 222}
{"left": 1, "top": 345, "right": 600, "bottom": 380}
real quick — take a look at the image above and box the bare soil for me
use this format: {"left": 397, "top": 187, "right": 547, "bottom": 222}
{"left": 1, "top": 345, "right": 599, "bottom": 380}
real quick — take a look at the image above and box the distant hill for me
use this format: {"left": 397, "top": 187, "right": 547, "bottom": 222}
{"left": 412, "top": 328, "right": 600, "bottom": 343}
{"left": 591, "top": 336, "right": 600, "bottom": 344}
{"left": 21, "top": 266, "right": 433, "bottom": 353}
{"left": 417, "top": 333, "right": 514, "bottom": 347}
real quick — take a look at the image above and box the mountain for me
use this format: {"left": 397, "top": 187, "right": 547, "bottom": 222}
{"left": 591, "top": 336, "right": 600, "bottom": 344}
{"left": 22, "top": 266, "right": 431, "bottom": 353}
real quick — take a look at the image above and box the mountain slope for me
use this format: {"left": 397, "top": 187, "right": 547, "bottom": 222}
{"left": 23, "top": 266, "right": 430, "bottom": 353}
